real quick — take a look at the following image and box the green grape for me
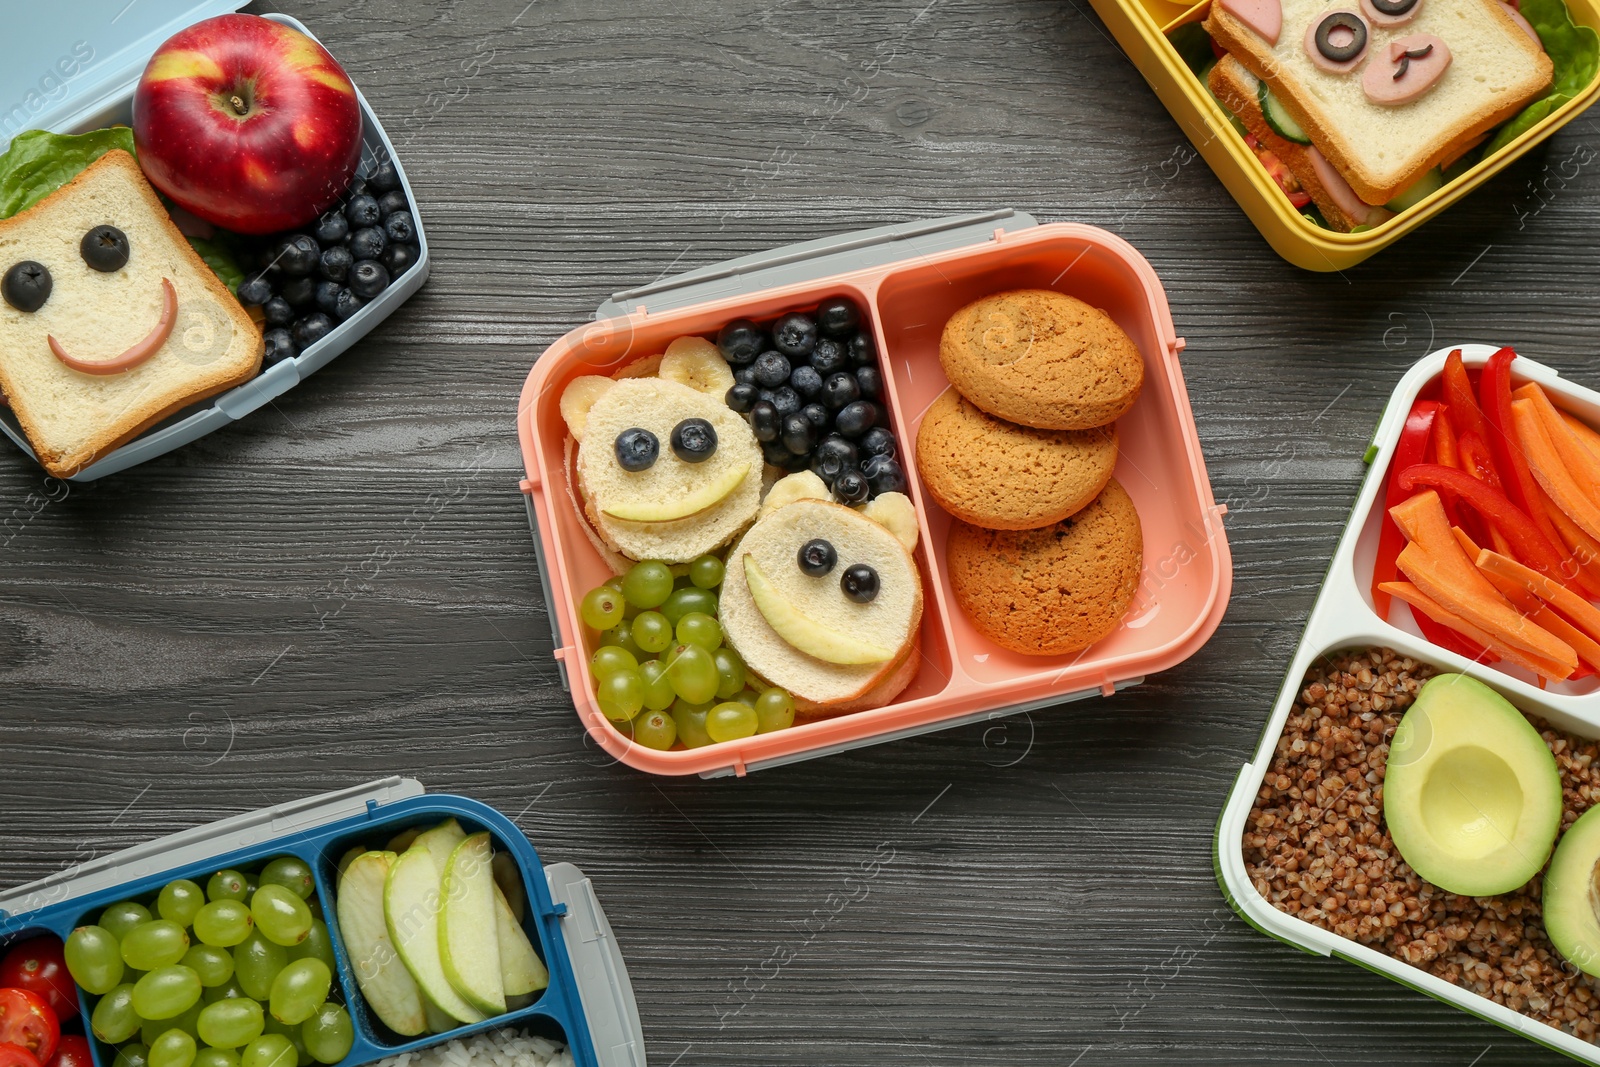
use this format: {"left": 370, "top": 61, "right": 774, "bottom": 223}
{"left": 157, "top": 880, "right": 206, "bottom": 927}
{"left": 91, "top": 983, "right": 141, "bottom": 1044}
{"left": 182, "top": 944, "right": 234, "bottom": 988}
{"left": 689, "top": 554, "right": 724, "bottom": 589}
{"left": 259, "top": 858, "right": 315, "bottom": 901}
{"left": 142, "top": 1002, "right": 202, "bottom": 1044}
{"left": 711, "top": 647, "right": 745, "bottom": 698}
{"left": 66, "top": 925, "right": 126, "bottom": 994}
{"left": 590, "top": 645, "right": 637, "bottom": 678}
{"left": 233, "top": 931, "right": 288, "bottom": 1001}
{"left": 603, "top": 575, "right": 625, "bottom": 593}
{"left": 300, "top": 1004, "right": 352, "bottom": 1066}
{"left": 194, "top": 901, "right": 253, "bottom": 947}
{"left": 630, "top": 709, "right": 677, "bottom": 751}
{"left": 675, "top": 612, "right": 722, "bottom": 651}
{"left": 114, "top": 1042, "right": 151, "bottom": 1067}
{"left": 599, "top": 617, "right": 643, "bottom": 658}
{"left": 620, "top": 561, "right": 673, "bottom": 609}
{"left": 596, "top": 668, "right": 644, "bottom": 723}
{"left": 733, "top": 688, "right": 760, "bottom": 708}
{"left": 261, "top": 1019, "right": 311, "bottom": 1067}
{"left": 706, "top": 701, "right": 759, "bottom": 743}
{"left": 194, "top": 1050, "right": 241, "bottom": 1067}
{"left": 133, "top": 965, "right": 202, "bottom": 1020}
{"left": 664, "top": 643, "right": 718, "bottom": 704}
{"left": 204, "top": 978, "right": 246, "bottom": 1005}
{"left": 122, "top": 919, "right": 190, "bottom": 970}
{"left": 755, "top": 687, "right": 796, "bottom": 733}
{"left": 197, "top": 997, "right": 265, "bottom": 1049}
{"left": 288, "top": 922, "right": 336, "bottom": 974}
{"left": 207, "top": 871, "right": 249, "bottom": 903}
{"left": 267, "top": 959, "right": 330, "bottom": 1026}
{"left": 250, "top": 886, "right": 312, "bottom": 948}
{"left": 661, "top": 586, "right": 718, "bottom": 626}
{"left": 149, "top": 1029, "right": 196, "bottom": 1067}
{"left": 243, "top": 876, "right": 260, "bottom": 899}
{"left": 669, "top": 561, "right": 692, "bottom": 579}
{"left": 304, "top": 897, "right": 323, "bottom": 922}
{"left": 630, "top": 610, "right": 672, "bottom": 653}
{"left": 671, "top": 701, "right": 713, "bottom": 748}
{"left": 579, "top": 584, "right": 625, "bottom": 631}
{"left": 240, "top": 1034, "right": 297, "bottom": 1067}
{"left": 101, "top": 901, "right": 154, "bottom": 941}
{"left": 637, "top": 659, "right": 675, "bottom": 711}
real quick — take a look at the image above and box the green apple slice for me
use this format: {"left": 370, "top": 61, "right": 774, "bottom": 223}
{"left": 493, "top": 884, "right": 548, "bottom": 997}
{"left": 440, "top": 832, "right": 505, "bottom": 1015}
{"left": 422, "top": 997, "right": 456, "bottom": 1034}
{"left": 601, "top": 463, "right": 749, "bottom": 522}
{"left": 491, "top": 853, "right": 526, "bottom": 923}
{"left": 335, "top": 851, "right": 426, "bottom": 1037}
{"left": 743, "top": 554, "right": 893, "bottom": 664}
{"left": 384, "top": 846, "right": 485, "bottom": 1025}
{"left": 414, "top": 819, "right": 467, "bottom": 873}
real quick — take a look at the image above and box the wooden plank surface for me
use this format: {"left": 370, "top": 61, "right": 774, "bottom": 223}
{"left": 4, "top": 0, "right": 1599, "bottom": 1063}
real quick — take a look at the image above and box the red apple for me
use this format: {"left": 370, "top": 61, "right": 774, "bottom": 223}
{"left": 133, "top": 14, "right": 362, "bottom": 235}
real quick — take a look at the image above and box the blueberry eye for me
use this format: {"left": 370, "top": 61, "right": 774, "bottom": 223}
{"left": 841, "top": 564, "right": 879, "bottom": 603}
{"left": 798, "top": 539, "right": 836, "bottom": 577}
{"left": 2, "top": 261, "right": 51, "bottom": 312}
{"left": 81, "top": 225, "right": 130, "bottom": 272}
{"left": 614, "top": 428, "right": 659, "bottom": 472}
{"left": 671, "top": 418, "right": 718, "bottom": 462}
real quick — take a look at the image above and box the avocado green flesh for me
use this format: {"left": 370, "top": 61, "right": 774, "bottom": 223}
{"left": 1543, "top": 805, "right": 1600, "bottom": 976}
{"left": 1383, "top": 674, "right": 1561, "bottom": 897}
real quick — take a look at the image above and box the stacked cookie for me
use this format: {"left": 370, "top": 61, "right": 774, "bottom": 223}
{"left": 917, "top": 289, "right": 1145, "bottom": 657}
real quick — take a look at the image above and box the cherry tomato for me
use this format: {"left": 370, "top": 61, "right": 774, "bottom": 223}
{"left": 0, "top": 1045, "right": 43, "bottom": 1067}
{"left": 0, "top": 939, "right": 76, "bottom": 1021}
{"left": 45, "top": 1036, "right": 89, "bottom": 1067}
{"left": 0, "top": 989, "right": 58, "bottom": 1064}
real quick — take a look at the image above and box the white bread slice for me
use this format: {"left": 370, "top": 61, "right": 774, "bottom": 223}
{"left": 575, "top": 377, "right": 763, "bottom": 562}
{"left": 795, "top": 630, "right": 922, "bottom": 719}
{"left": 719, "top": 498, "right": 923, "bottom": 707}
{"left": 0, "top": 150, "right": 262, "bottom": 477}
{"left": 1206, "top": 0, "right": 1552, "bottom": 203}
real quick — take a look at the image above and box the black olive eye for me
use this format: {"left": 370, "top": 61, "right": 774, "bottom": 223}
{"left": 81, "top": 225, "right": 130, "bottom": 273}
{"left": 2, "top": 261, "right": 51, "bottom": 313}
{"left": 1315, "top": 11, "right": 1368, "bottom": 63}
{"left": 798, "top": 539, "right": 837, "bottom": 577}
{"left": 841, "top": 564, "right": 879, "bottom": 603}
{"left": 1369, "top": 0, "right": 1417, "bottom": 14}
{"left": 671, "top": 418, "right": 718, "bottom": 463}
{"left": 614, "top": 428, "right": 659, "bottom": 472}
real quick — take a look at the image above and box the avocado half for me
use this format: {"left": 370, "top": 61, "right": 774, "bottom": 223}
{"left": 1544, "top": 806, "right": 1600, "bottom": 975}
{"left": 1384, "top": 674, "right": 1562, "bottom": 897}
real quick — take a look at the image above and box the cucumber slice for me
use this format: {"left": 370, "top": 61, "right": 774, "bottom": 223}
{"left": 1200, "top": 62, "right": 1250, "bottom": 139}
{"left": 1258, "top": 84, "right": 1311, "bottom": 144}
{"left": 1385, "top": 167, "right": 1445, "bottom": 212}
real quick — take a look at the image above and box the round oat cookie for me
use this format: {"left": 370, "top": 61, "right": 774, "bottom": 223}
{"left": 946, "top": 478, "right": 1143, "bottom": 656}
{"left": 915, "top": 387, "right": 1118, "bottom": 530}
{"left": 938, "top": 289, "right": 1144, "bottom": 430}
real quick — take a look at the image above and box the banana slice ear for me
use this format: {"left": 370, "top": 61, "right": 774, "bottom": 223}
{"left": 659, "top": 336, "right": 736, "bottom": 396}
{"left": 859, "top": 492, "right": 919, "bottom": 553}
{"left": 559, "top": 375, "right": 616, "bottom": 441}
{"left": 760, "top": 471, "right": 832, "bottom": 518}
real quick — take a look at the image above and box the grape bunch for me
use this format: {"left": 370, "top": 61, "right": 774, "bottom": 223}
{"left": 233, "top": 160, "right": 421, "bottom": 366}
{"left": 717, "top": 297, "right": 906, "bottom": 505}
{"left": 66, "top": 858, "right": 354, "bottom": 1067}
{"left": 580, "top": 556, "right": 796, "bottom": 748}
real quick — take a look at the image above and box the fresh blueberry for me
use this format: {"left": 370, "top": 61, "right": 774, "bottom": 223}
{"left": 319, "top": 245, "right": 354, "bottom": 283}
{"left": 809, "top": 436, "right": 858, "bottom": 484}
{"left": 281, "top": 276, "right": 316, "bottom": 308}
{"left": 833, "top": 470, "right": 870, "bottom": 505}
{"left": 80, "top": 225, "right": 130, "bottom": 272}
{"left": 349, "top": 226, "right": 388, "bottom": 261}
{"left": 848, "top": 331, "right": 876, "bottom": 367}
{"left": 858, "top": 426, "right": 897, "bottom": 459}
{"left": 810, "top": 337, "right": 847, "bottom": 375}
{"left": 378, "top": 190, "right": 409, "bottom": 217}
{"left": 333, "top": 288, "right": 366, "bottom": 321}
{"left": 772, "top": 312, "right": 818, "bottom": 358}
{"left": 315, "top": 280, "right": 344, "bottom": 315}
{"left": 349, "top": 260, "right": 391, "bottom": 300}
{"left": 368, "top": 161, "right": 403, "bottom": 193}
{"left": 614, "top": 428, "right": 659, "bottom": 472}
{"left": 263, "top": 327, "right": 297, "bottom": 364}
{"left": 822, "top": 371, "right": 860, "bottom": 410}
{"left": 263, "top": 295, "right": 295, "bottom": 326}
{"left": 277, "top": 234, "right": 320, "bottom": 276}
{"left": 761, "top": 438, "right": 796, "bottom": 468}
{"left": 2, "top": 261, "right": 51, "bottom": 313}
{"left": 749, "top": 400, "right": 780, "bottom": 443}
{"left": 770, "top": 385, "right": 801, "bottom": 418}
{"left": 816, "top": 297, "right": 861, "bottom": 339}
{"left": 236, "top": 274, "right": 273, "bottom": 307}
{"left": 345, "top": 194, "right": 382, "bottom": 228}
{"left": 293, "top": 312, "right": 335, "bottom": 350}
{"left": 752, "top": 351, "right": 790, "bottom": 388}
{"left": 797, "top": 539, "right": 837, "bottom": 577}
{"left": 733, "top": 364, "right": 759, "bottom": 385}
{"left": 346, "top": 176, "right": 370, "bottom": 199}
{"left": 314, "top": 211, "right": 349, "bottom": 245}
{"left": 780, "top": 413, "right": 816, "bottom": 456}
{"left": 840, "top": 562, "right": 879, "bottom": 602}
{"left": 670, "top": 418, "right": 718, "bottom": 462}
{"left": 726, "top": 382, "right": 759, "bottom": 413}
{"left": 756, "top": 389, "right": 777, "bottom": 408}
{"left": 789, "top": 364, "right": 823, "bottom": 399}
{"left": 383, "top": 210, "right": 415, "bottom": 244}
{"left": 717, "top": 319, "right": 765, "bottom": 365}
{"left": 855, "top": 365, "right": 882, "bottom": 401}
{"left": 835, "top": 400, "right": 878, "bottom": 438}
{"left": 801, "top": 402, "right": 829, "bottom": 430}
{"left": 862, "top": 454, "right": 906, "bottom": 496}
{"left": 380, "top": 243, "right": 420, "bottom": 276}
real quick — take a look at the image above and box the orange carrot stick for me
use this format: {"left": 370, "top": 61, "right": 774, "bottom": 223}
{"left": 1475, "top": 548, "right": 1600, "bottom": 648}
{"left": 1513, "top": 398, "right": 1600, "bottom": 542}
{"left": 1537, "top": 481, "right": 1600, "bottom": 590}
{"left": 1561, "top": 410, "right": 1600, "bottom": 462}
{"left": 1399, "top": 544, "right": 1576, "bottom": 673}
{"left": 1379, "top": 580, "right": 1569, "bottom": 679}
{"left": 1516, "top": 383, "right": 1600, "bottom": 509}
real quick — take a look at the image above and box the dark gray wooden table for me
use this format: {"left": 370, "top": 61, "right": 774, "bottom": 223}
{"left": 4, "top": 1, "right": 1597, "bottom": 1063}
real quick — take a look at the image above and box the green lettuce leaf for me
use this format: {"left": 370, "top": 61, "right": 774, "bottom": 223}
{"left": 186, "top": 236, "right": 245, "bottom": 295}
{"left": 1485, "top": 0, "right": 1598, "bottom": 158}
{"left": 0, "top": 127, "right": 136, "bottom": 219}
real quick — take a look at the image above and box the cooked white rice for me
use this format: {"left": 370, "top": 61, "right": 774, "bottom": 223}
{"left": 372, "top": 1028, "right": 573, "bottom": 1067}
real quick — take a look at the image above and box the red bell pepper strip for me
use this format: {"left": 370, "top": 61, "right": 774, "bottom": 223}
{"left": 1457, "top": 430, "right": 1503, "bottom": 490}
{"left": 1433, "top": 406, "right": 1459, "bottom": 468}
{"left": 1443, "top": 349, "right": 1489, "bottom": 443}
{"left": 1398, "top": 462, "right": 1576, "bottom": 585}
{"left": 1373, "top": 399, "right": 1439, "bottom": 617}
{"left": 1413, "top": 606, "right": 1497, "bottom": 662}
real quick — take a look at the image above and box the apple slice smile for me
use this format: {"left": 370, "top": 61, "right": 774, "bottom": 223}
{"left": 743, "top": 554, "right": 894, "bottom": 665}
{"left": 602, "top": 462, "right": 748, "bottom": 523}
